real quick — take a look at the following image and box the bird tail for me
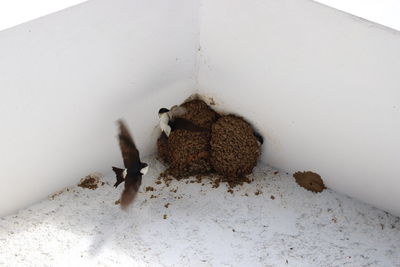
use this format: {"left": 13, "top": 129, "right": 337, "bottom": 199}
{"left": 120, "top": 179, "right": 141, "bottom": 210}
{"left": 120, "top": 188, "right": 137, "bottom": 210}
{"left": 112, "top": 166, "right": 126, "bottom": 188}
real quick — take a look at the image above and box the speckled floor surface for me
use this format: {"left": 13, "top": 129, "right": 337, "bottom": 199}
{"left": 1, "top": 156, "right": 399, "bottom": 267}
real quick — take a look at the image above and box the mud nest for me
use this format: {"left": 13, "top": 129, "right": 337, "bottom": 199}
{"left": 167, "top": 130, "right": 212, "bottom": 178}
{"left": 210, "top": 115, "right": 260, "bottom": 185}
{"left": 157, "top": 99, "right": 261, "bottom": 187}
{"left": 157, "top": 99, "right": 218, "bottom": 166}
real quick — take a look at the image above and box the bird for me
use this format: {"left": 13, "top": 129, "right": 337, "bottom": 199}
{"left": 112, "top": 120, "right": 148, "bottom": 209}
{"left": 158, "top": 105, "right": 207, "bottom": 136}
{"left": 158, "top": 105, "right": 186, "bottom": 137}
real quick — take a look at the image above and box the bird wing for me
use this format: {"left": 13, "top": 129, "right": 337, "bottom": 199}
{"left": 112, "top": 166, "right": 126, "bottom": 188}
{"left": 170, "top": 117, "right": 208, "bottom": 132}
{"left": 169, "top": 105, "right": 187, "bottom": 118}
{"left": 120, "top": 172, "right": 142, "bottom": 209}
{"left": 117, "top": 120, "right": 140, "bottom": 169}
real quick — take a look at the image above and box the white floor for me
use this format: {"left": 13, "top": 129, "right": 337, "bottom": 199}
{"left": 1, "top": 156, "right": 399, "bottom": 267}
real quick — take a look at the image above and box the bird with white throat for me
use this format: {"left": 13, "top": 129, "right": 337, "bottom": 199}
{"left": 158, "top": 105, "right": 187, "bottom": 137}
{"left": 112, "top": 120, "right": 149, "bottom": 209}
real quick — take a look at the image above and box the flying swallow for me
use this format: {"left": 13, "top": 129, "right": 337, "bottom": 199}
{"left": 112, "top": 120, "right": 148, "bottom": 209}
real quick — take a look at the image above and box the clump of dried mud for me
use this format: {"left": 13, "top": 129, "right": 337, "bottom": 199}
{"left": 293, "top": 171, "right": 326, "bottom": 193}
{"left": 157, "top": 98, "right": 261, "bottom": 188}
{"left": 78, "top": 175, "right": 101, "bottom": 190}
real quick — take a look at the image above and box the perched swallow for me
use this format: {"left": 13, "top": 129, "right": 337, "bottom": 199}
{"left": 158, "top": 108, "right": 172, "bottom": 136}
{"left": 158, "top": 105, "right": 188, "bottom": 136}
{"left": 112, "top": 120, "right": 148, "bottom": 209}
{"left": 158, "top": 106, "right": 207, "bottom": 136}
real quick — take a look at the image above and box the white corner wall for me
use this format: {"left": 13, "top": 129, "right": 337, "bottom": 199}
{"left": 2, "top": 0, "right": 400, "bottom": 218}
{"left": 198, "top": 0, "right": 400, "bottom": 216}
{"left": 0, "top": 0, "right": 199, "bottom": 216}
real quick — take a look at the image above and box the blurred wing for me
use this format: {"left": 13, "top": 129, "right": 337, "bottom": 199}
{"left": 170, "top": 105, "right": 187, "bottom": 118}
{"left": 117, "top": 120, "right": 140, "bottom": 168}
{"left": 120, "top": 173, "right": 142, "bottom": 209}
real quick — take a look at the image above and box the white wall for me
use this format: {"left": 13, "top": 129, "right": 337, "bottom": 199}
{"left": 198, "top": 0, "right": 400, "bottom": 216}
{"left": 0, "top": 0, "right": 199, "bottom": 216}
{"left": 3, "top": 0, "right": 400, "bottom": 218}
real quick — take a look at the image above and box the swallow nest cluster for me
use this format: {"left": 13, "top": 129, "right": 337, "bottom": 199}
{"left": 157, "top": 99, "right": 261, "bottom": 187}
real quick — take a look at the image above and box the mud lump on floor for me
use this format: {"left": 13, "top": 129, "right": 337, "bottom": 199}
{"left": 157, "top": 99, "right": 261, "bottom": 187}
{"left": 293, "top": 171, "right": 326, "bottom": 193}
{"left": 78, "top": 175, "right": 102, "bottom": 190}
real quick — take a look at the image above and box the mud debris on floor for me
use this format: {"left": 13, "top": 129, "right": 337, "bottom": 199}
{"left": 293, "top": 171, "right": 326, "bottom": 193}
{"left": 1, "top": 156, "right": 399, "bottom": 266}
{"left": 78, "top": 174, "right": 102, "bottom": 190}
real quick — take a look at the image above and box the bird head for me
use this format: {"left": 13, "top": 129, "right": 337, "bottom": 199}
{"left": 158, "top": 108, "right": 170, "bottom": 118}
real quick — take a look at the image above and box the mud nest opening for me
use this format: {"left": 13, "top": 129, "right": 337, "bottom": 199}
{"left": 157, "top": 99, "right": 261, "bottom": 188}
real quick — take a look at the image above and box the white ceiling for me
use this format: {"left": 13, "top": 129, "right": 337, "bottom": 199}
{"left": 0, "top": 0, "right": 88, "bottom": 31}
{"left": 314, "top": 0, "right": 400, "bottom": 31}
{"left": 2, "top": 1, "right": 400, "bottom": 33}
